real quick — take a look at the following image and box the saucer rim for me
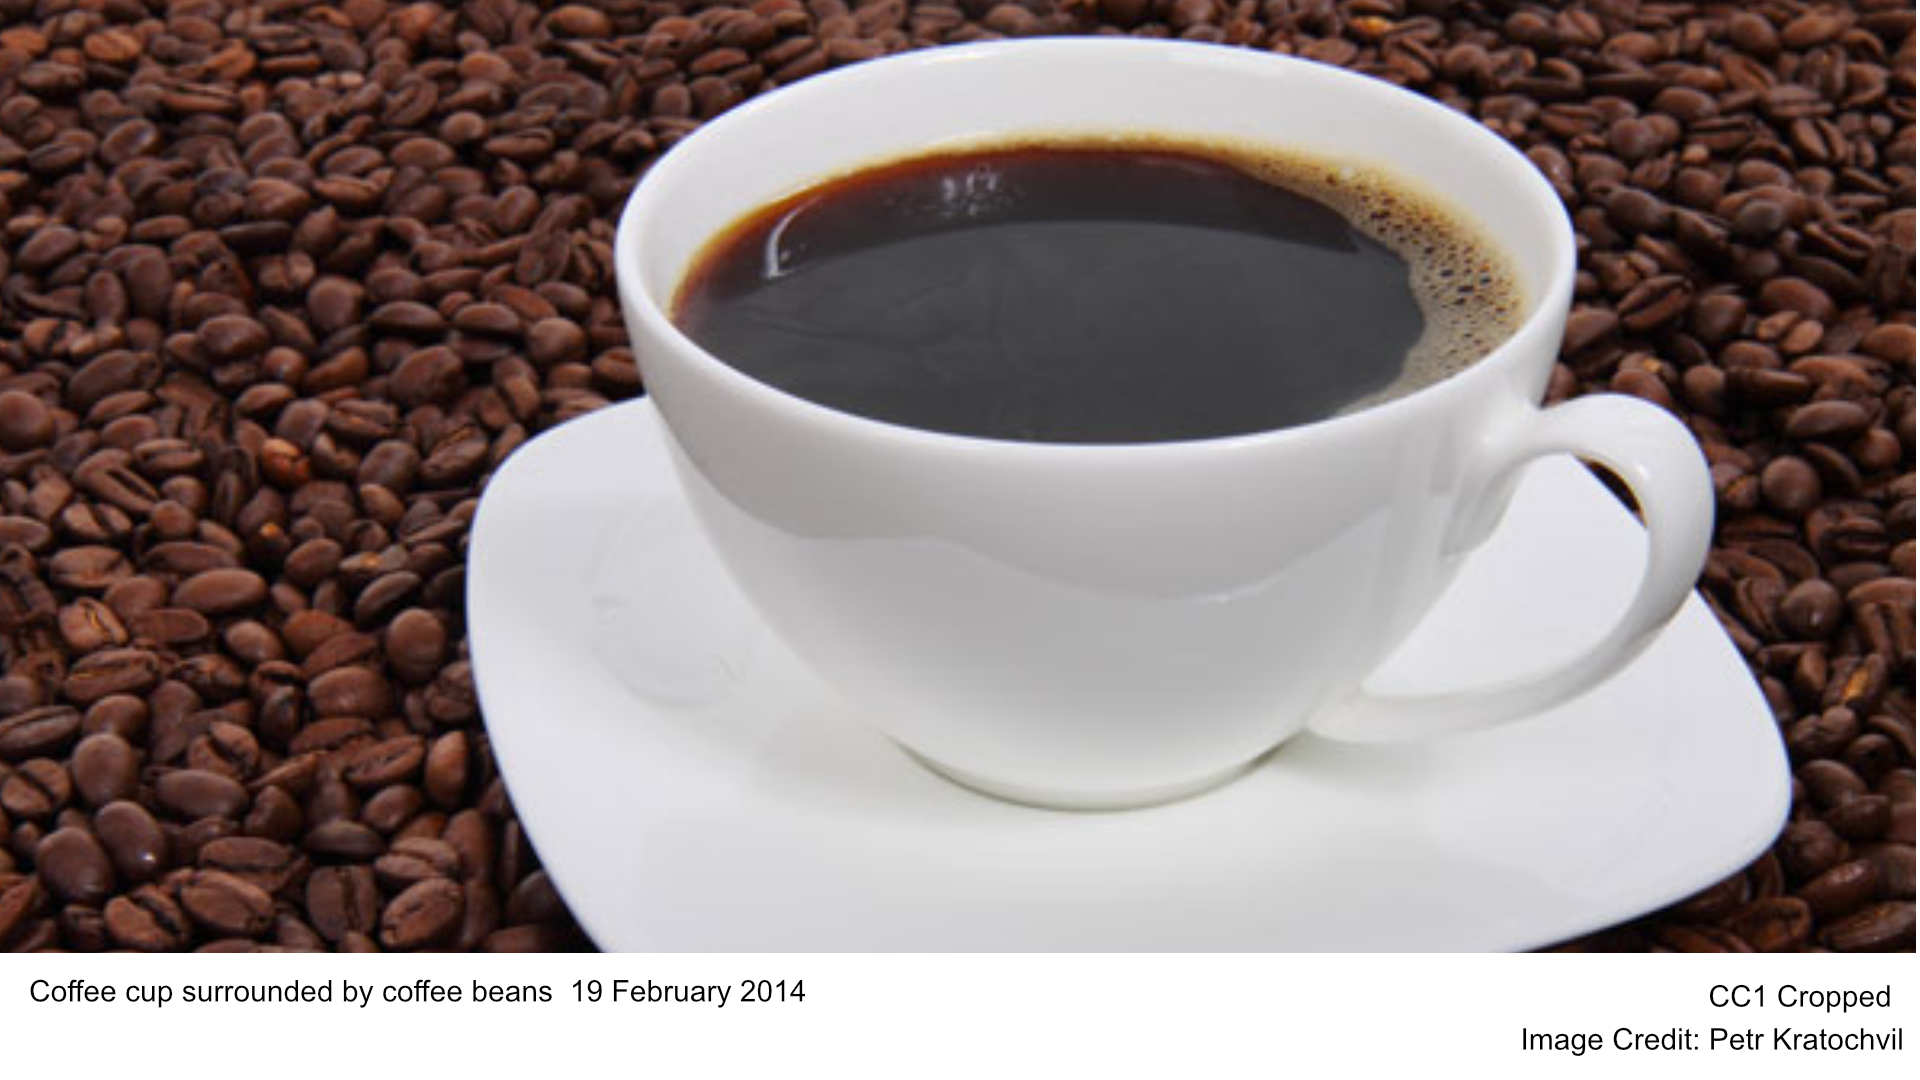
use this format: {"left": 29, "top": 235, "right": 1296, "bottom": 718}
{"left": 470, "top": 398, "right": 1790, "bottom": 952}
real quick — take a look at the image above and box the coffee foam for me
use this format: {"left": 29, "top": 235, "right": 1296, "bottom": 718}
{"left": 930, "top": 132, "right": 1526, "bottom": 410}
{"left": 1244, "top": 153, "right": 1526, "bottom": 411}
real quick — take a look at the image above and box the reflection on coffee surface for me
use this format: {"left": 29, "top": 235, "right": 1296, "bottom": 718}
{"left": 673, "top": 138, "right": 1522, "bottom": 443}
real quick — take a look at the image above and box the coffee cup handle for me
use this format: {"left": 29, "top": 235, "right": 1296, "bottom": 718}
{"left": 1310, "top": 394, "right": 1713, "bottom": 743}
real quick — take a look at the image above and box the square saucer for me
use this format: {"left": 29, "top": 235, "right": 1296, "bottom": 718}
{"left": 468, "top": 399, "right": 1789, "bottom": 950}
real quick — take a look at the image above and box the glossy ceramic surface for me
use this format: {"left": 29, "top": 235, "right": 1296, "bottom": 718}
{"left": 613, "top": 40, "right": 1712, "bottom": 805}
{"left": 468, "top": 400, "right": 1788, "bottom": 951}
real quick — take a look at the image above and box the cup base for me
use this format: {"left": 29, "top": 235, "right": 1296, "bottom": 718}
{"left": 904, "top": 749, "right": 1265, "bottom": 812}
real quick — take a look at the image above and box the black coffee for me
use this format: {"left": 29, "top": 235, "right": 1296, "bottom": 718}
{"left": 673, "top": 139, "right": 1520, "bottom": 443}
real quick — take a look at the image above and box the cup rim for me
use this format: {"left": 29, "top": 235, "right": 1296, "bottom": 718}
{"left": 615, "top": 38, "right": 1578, "bottom": 455}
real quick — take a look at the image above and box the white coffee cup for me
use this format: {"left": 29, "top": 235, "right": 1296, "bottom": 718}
{"left": 614, "top": 39, "right": 1714, "bottom": 809}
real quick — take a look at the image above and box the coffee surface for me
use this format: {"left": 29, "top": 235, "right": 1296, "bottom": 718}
{"left": 673, "top": 140, "right": 1521, "bottom": 443}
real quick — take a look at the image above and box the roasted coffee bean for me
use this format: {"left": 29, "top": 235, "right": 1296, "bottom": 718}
{"left": 1797, "top": 859, "right": 1883, "bottom": 920}
{"left": 0, "top": 706, "right": 81, "bottom": 761}
{"left": 424, "top": 732, "right": 469, "bottom": 809}
{"left": 105, "top": 885, "right": 191, "bottom": 951}
{"left": 2, "top": 759, "right": 71, "bottom": 820}
{"left": 1788, "top": 707, "right": 1861, "bottom": 762}
{"left": 199, "top": 837, "right": 301, "bottom": 896}
{"left": 381, "top": 877, "right": 464, "bottom": 950}
{"left": 1821, "top": 902, "right": 1916, "bottom": 952}
{"left": 244, "top": 785, "right": 305, "bottom": 844}
{"left": 0, "top": 392, "right": 57, "bottom": 452}
{"left": 0, "top": 873, "right": 46, "bottom": 946}
{"left": 1720, "top": 897, "right": 1813, "bottom": 952}
{"left": 375, "top": 837, "right": 463, "bottom": 892}
{"left": 71, "top": 733, "right": 139, "bottom": 807}
{"left": 1777, "top": 580, "right": 1845, "bottom": 640}
{"left": 361, "top": 785, "right": 427, "bottom": 835}
{"left": 93, "top": 801, "right": 167, "bottom": 883}
{"left": 35, "top": 827, "right": 115, "bottom": 906}
{"left": 306, "top": 864, "right": 381, "bottom": 943}
{"left": 304, "top": 819, "right": 385, "bottom": 861}
{"left": 172, "top": 569, "right": 269, "bottom": 616}
{"left": 1800, "top": 760, "right": 1870, "bottom": 809}
{"left": 62, "top": 649, "right": 162, "bottom": 705}
{"left": 1859, "top": 844, "right": 1915, "bottom": 903}
{"left": 179, "top": 869, "right": 275, "bottom": 938}
{"left": 455, "top": 878, "right": 502, "bottom": 951}
{"left": 343, "top": 737, "right": 426, "bottom": 790}
{"left": 386, "top": 609, "right": 449, "bottom": 685}
{"left": 1827, "top": 794, "right": 1893, "bottom": 841}
{"left": 153, "top": 769, "right": 249, "bottom": 821}
{"left": 1777, "top": 820, "right": 1851, "bottom": 881}
{"left": 309, "top": 667, "right": 394, "bottom": 719}
{"left": 505, "top": 869, "right": 567, "bottom": 926}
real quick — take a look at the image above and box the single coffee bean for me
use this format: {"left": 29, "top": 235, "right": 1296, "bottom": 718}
{"left": 303, "top": 819, "right": 385, "bottom": 861}
{"left": 1857, "top": 844, "right": 1914, "bottom": 902}
{"left": 179, "top": 869, "right": 275, "bottom": 938}
{"left": 308, "top": 666, "right": 394, "bottom": 718}
{"left": 1777, "top": 820, "right": 1850, "bottom": 881}
{"left": 35, "top": 827, "right": 115, "bottom": 905}
{"left": 424, "top": 732, "right": 468, "bottom": 809}
{"left": 0, "top": 873, "right": 46, "bottom": 945}
{"left": 0, "top": 391, "right": 56, "bottom": 451}
{"left": 196, "top": 315, "right": 272, "bottom": 363}
{"left": 1820, "top": 902, "right": 1916, "bottom": 952}
{"left": 374, "top": 837, "right": 462, "bottom": 892}
{"left": 1797, "top": 859, "right": 1883, "bottom": 920}
{"left": 1825, "top": 794, "right": 1892, "bottom": 841}
{"left": 1759, "top": 456, "right": 1823, "bottom": 516}
{"left": 440, "top": 810, "right": 495, "bottom": 884}
{"left": 305, "top": 865, "right": 381, "bottom": 942}
{"left": 342, "top": 736, "right": 426, "bottom": 790}
{"left": 154, "top": 769, "right": 250, "bottom": 821}
{"left": 1800, "top": 759, "right": 1869, "bottom": 808}
{"left": 504, "top": 869, "right": 567, "bottom": 926}
{"left": 1787, "top": 707, "right": 1860, "bottom": 762}
{"left": 455, "top": 878, "right": 501, "bottom": 951}
{"left": 1721, "top": 896, "right": 1812, "bottom": 952}
{"left": 300, "top": 631, "right": 381, "bottom": 680}
{"left": 70, "top": 732, "right": 139, "bottom": 807}
{"left": 0, "top": 706, "right": 81, "bottom": 761}
{"left": 244, "top": 785, "right": 305, "bottom": 844}
{"left": 1777, "top": 579, "right": 1844, "bottom": 640}
{"left": 172, "top": 568, "right": 269, "bottom": 616}
{"left": 124, "top": 610, "right": 212, "bottom": 651}
{"left": 104, "top": 885, "right": 191, "bottom": 951}
{"left": 385, "top": 608, "right": 448, "bottom": 685}
{"left": 48, "top": 546, "right": 133, "bottom": 591}
{"left": 381, "top": 877, "right": 464, "bottom": 950}
{"left": 275, "top": 914, "right": 328, "bottom": 952}
{"left": 200, "top": 836, "right": 301, "bottom": 895}
{"left": 93, "top": 800, "right": 167, "bottom": 883}
{"left": 62, "top": 648, "right": 162, "bottom": 705}
{"left": 361, "top": 784, "right": 426, "bottom": 834}
{"left": 2, "top": 759, "right": 71, "bottom": 820}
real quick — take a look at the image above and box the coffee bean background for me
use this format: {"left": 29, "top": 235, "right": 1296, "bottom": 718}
{"left": 0, "top": 0, "right": 1909, "bottom": 953}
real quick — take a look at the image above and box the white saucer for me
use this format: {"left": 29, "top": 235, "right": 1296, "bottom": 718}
{"left": 469, "top": 399, "right": 1789, "bottom": 951}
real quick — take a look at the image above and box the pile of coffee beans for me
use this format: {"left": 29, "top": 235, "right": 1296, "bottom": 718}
{"left": 0, "top": 0, "right": 1909, "bottom": 952}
